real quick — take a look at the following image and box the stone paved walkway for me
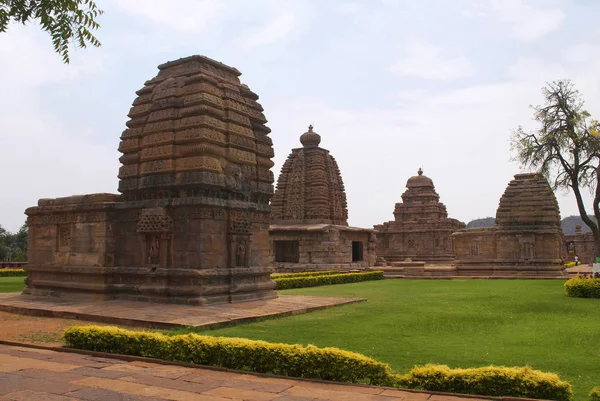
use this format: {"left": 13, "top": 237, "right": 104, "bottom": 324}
{"left": 0, "top": 294, "right": 365, "bottom": 329}
{"left": 0, "top": 343, "right": 487, "bottom": 401}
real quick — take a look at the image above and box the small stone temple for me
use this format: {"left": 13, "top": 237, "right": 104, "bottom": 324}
{"left": 24, "top": 55, "right": 277, "bottom": 304}
{"left": 374, "top": 169, "right": 465, "bottom": 264}
{"left": 269, "top": 126, "right": 376, "bottom": 272}
{"left": 452, "top": 173, "right": 566, "bottom": 276}
{"left": 564, "top": 225, "right": 595, "bottom": 264}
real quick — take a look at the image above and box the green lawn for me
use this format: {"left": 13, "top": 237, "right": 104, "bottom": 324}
{"left": 0, "top": 277, "right": 25, "bottom": 293}
{"left": 171, "top": 280, "right": 600, "bottom": 401}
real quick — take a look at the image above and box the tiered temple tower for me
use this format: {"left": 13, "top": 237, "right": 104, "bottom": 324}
{"left": 24, "top": 55, "right": 277, "bottom": 304}
{"left": 453, "top": 173, "right": 566, "bottom": 276}
{"left": 269, "top": 126, "right": 376, "bottom": 272}
{"left": 374, "top": 169, "right": 465, "bottom": 264}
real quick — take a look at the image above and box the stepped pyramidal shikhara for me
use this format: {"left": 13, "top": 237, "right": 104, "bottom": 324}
{"left": 452, "top": 173, "right": 567, "bottom": 277}
{"left": 269, "top": 125, "right": 377, "bottom": 272}
{"left": 374, "top": 168, "right": 465, "bottom": 264}
{"left": 23, "top": 55, "right": 278, "bottom": 304}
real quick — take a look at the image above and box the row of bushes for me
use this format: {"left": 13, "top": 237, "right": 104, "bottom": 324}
{"left": 63, "top": 325, "right": 574, "bottom": 401}
{"left": 564, "top": 276, "right": 600, "bottom": 298}
{"left": 274, "top": 271, "right": 384, "bottom": 290}
{"left": 0, "top": 268, "right": 27, "bottom": 277}
{"left": 564, "top": 261, "right": 577, "bottom": 268}
{"left": 64, "top": 326, "right": 393, "bottom": 385}
{"left": 397, "top": 364, "right": 572, "bottom": 401}
{"left": 271, "top": 270, "right": 340, "bottom": 279}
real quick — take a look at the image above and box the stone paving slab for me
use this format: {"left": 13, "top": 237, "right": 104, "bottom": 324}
{"left": 0, "top": 294, "right": 365, "bottom": 329}
{"left": 0, "top": 343, "right": 512, "bottom": 401}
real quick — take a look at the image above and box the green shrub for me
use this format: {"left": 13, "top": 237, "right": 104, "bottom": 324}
{"left": 564, "top": 277, "right": 600, "bottom": 298}
{"left": 63, "top": 326, "right": 573, "bottom": 400}
{"left": 564, "top": 262, "right": 577, "bottom": 268}
{"left": 395, "top": 364, "right": 573, "bottom": 401}
{"left": 590, "top": 386, "right": 600, "bottom": 401}
{"left": 274, "top": 271, "right": 384, "bottom": 290}
{"left": 63, "top": 325, "right": 393, "bottom": 385}
{"left": 271, "top": 270, "right": 339, "bottom": 279}
{"left": 0, "top": 269, "right": 27, "bottom": 277}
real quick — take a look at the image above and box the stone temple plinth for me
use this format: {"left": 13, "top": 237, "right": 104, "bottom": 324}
{"left": 374, "top": 169, "right": 465, "bottom": 264}
{"left": 269, "top": 126, "right": 376, "bottom": 272}
{"left": 24, "top": 55, "right": 277, "bottom": 305}
{"left": 452, "top": 173, "right": 566, "bottom": 277}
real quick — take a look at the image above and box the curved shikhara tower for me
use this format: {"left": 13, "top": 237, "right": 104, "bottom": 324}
{"left": 271, "top": 125, "right": 348, "bottom": 225}
{"left": 24, "top": 55, "right": 277, "bottom": 304}
{"left": 453, "top": 173, "right": 566, "bottom": 277}
{"left": 270, "top": 126, "right": 376, "bottom": 272}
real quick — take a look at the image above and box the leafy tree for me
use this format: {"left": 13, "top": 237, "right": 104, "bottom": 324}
{"left": 511, "top": 80, "right": 600, "bottom": 258}
{"left": 0, "top": 0, "right": 103, "bottom": 63}
{"left": 0, "top": 222, "right": 28, "bottom": 262}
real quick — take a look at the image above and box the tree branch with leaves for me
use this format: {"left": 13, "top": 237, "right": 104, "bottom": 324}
{"left": 0, "top": 0, "right": 103, "bottom": 63}
{"left": 511, "top": 79, "right": 600, "bottom": 258}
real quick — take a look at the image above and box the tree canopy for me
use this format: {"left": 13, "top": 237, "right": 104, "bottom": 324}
{"left": 0, "top": 222, "right": 27, "bottom": 262}
{"left": 0, "top": 0, "right": 103, "bottom": 63}
{"left": 511, "top": 79, "right": 600, "bottom": 256}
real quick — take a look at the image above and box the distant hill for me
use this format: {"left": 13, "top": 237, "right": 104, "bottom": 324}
{"left": 561, "top": 215, "right": 596, "bottom": 235}
{"left": 465, "top": 215, "right": 598, "bottom": 235}
{"left": 466, "top": 217, "right": 495, "bottom": 228}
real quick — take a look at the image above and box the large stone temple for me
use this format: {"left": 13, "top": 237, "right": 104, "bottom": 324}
{"left": 374, "top": 169, "right": 465, "bottom": 264}
{"left": 24, "top": 55, "right": 277, "bottom": 304}
{"left": 269, "top": 126, "right": 376, "bottom": 272}
{"left": 452, "top": 173, "right": 566, "bottom": 276}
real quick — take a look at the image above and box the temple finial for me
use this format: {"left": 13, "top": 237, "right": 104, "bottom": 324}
{"left": 418, "top": 167, "right": 423, "bottom": 176}
{"left": 308, "top": 124, "right": 313, "bottom": 132}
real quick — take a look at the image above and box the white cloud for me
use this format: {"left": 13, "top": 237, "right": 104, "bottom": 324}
{"left": 1, "top": 23, "right": 106, "bottom": 88}
{"left": 111, "top": 0, "right": 227, "bottom": 34}
{"left": 0, "top": 26, "right": 116, "bottom": 233}
{"left": 489, "top": 0, "right": 565, "bottom": 41}
{"left": 244, "top": 12, "right": 296, "bottom": 48}
{"left": 388, "top": 42, "right": 476, "bottom": 80}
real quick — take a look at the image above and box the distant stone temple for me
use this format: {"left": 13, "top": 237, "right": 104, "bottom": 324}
{"left": 269, "top": 126, "right": 376, "bottom": 272}
{"left": 564, "top": 225, "right": 595, "bottom": 264}
{"left": 452, "top": 173, "right": 566, "bottom": 276}
{"left": 24, "top": 55, "right": 277, "bottom": 304}
{"left": 374, "top": 169, "right": 465, "bottom": 264}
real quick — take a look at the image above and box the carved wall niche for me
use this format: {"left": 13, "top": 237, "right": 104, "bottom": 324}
{"left": 228, "top": 209, "right": 252, "bottom": 268}
{"left": 136, "top": 207, "right": 173, "bottom": 268}
{"left": 57, "top": 224, "right": 71, "bottom": 251}
{"left": 518, "top": 235, "right": 535, "bottom": 260}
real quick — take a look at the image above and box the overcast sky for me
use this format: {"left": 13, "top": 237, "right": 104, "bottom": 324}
{"left": 1, "top": 0, "right": 599, "bottom": 233}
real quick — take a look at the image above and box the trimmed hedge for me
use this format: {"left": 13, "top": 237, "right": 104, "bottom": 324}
{"left": 274, "top": 271, "right": 384, "bottom": 290}
{"left": 271, "top": 270, "right": 340, "bottom": 279}
{"left": 0, "top": 268, "right": 27, "bottom": 277}
{"left": 63, "top": 326, "right": 393, "bottom": 385}
{"left": 590, "top": 386, "right": 600, "bottom": 401}
{"left": 394, "top": 364, "right": 573, "bottom": 401}
{"left": 564, "top": 277, "right": 600, "bottom": 298}
{"left": 63, "top": 326, "right": 573, "bottom": 400}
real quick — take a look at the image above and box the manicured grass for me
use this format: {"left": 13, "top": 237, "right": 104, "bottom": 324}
{"left": 0, "top": 277, "right": 25, "bottom": 293}
{"left": 170, "top": 280, "right": 600, "bottom": 401}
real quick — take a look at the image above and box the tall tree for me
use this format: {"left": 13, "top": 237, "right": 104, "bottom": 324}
{"left": 511, "top": 80, "right": 600, "bottom": 258}
{"left": 0, "top": 0, "right": 103, "bottom": 63}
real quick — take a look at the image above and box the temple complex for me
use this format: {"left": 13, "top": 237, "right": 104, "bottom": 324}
{"left": 23, "top": 55, "right": 277, "bottom": 304}
{"left": 374, "top": 169, "right": 465, "bottom": 264}
{"left": 269, "top": 126, "right": 376, "bottom": 272}
{"left": 452, "top": 173, "right": 566, "bottom": 277}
